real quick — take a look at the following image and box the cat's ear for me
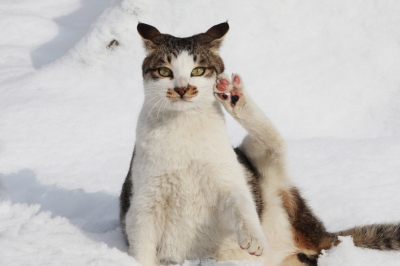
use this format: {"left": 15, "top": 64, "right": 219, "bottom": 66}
{"left": 203, "top": 22, "right": 229, "bottom": 50}
{"left": 205, "top": 22, "right": 229, "bottom": 40}
{"left": 137, "top": 22, "right": 162, "bottom": 52}
{"left": 137, "top": 23, "right": 161, "bottom": 40}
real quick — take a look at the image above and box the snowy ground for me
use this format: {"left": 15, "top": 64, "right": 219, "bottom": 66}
{"left": 1, "top": 0, "right": 400, "bottom": 265}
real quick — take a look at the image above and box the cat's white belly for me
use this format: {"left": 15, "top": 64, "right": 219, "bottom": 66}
{"left": 156, "top": 181, "right": 223, "bottom": 263}
{"left": 131, "top": 160, "right": 238, "bottom": 264}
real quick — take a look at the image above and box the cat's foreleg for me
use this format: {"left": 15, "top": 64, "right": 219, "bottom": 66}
{"left": 220, "top": 171, "right": 269, "bottom": 257}
{"left": 125, "top": 194, "right": 162, "bottom": 266}
{"left": 234, "top": 193, "right": 268, "bottom": 256}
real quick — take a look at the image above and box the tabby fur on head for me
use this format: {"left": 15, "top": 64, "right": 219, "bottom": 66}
{"left": 138, "top": 22, "right": 228, "bottom": 112}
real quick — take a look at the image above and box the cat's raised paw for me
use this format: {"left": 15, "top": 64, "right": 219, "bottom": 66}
{"left": 214, "top": 73, "right": 244, "bottom": 110}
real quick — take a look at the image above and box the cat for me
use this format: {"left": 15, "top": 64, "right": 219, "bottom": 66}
{"left": 119, "top": 22, "right": 267, "bottom": 266}
{"left": 120, "top": 22, "right": 400, "bottom": 266}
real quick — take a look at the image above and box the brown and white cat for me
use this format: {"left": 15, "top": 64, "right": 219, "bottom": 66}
{"left": 120, "top": 22, "right": 400, "bottom": 266}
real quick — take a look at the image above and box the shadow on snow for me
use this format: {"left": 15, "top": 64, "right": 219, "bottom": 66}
{"left": 0, "top": 169, "right": 127, "bottom": 252}
{"left": 31, "top": 0, "right": 117, "bottom": 68}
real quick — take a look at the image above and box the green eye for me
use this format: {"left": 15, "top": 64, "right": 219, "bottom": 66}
{"left": 191, "top": 67, "right": 205, "bottom": 76}
{"left": 158, "top": 67, "right": 172, "bottom": 77}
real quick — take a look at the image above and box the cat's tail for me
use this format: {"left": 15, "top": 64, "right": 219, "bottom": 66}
{"left": 296, "top": 224, "right": 400, "bottom": 266}
{"left": 318, "top": 223, "right": 400, "bottom": 252}
{"left": 280, "top": 187, "right": 400, "bottom": 253}
{"left": 331, "top": 224, "right": 400, "bottom": 250}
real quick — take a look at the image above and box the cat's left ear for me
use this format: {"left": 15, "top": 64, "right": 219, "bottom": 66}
{"left": 203, "top": 22, "right": 229, "bottom": 50}
{"left": 137, "top": 22, "right": 163, "bottom": 52}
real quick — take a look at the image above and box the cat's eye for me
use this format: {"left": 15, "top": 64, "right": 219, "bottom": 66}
{"left": 191, "top": 67, "right": 205, "bottom": 77}
{"left": 158, "top": 67, "right": 172, "bottom": 77}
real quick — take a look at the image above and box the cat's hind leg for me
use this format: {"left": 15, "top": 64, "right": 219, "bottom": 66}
{"left": 214, "top": 73, "right": 285, "bottom": 156}
{"left": 214, "top": 74, "right": 302, "bottom": 266}
{"left": 214, "top": 73, "right": 290, "bottom": 188}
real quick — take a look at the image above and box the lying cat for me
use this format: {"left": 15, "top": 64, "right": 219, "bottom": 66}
{"left": 119, "top": 22, "right": 400, "bottom": 266}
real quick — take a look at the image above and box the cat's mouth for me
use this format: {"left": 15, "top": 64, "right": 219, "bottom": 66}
{"left": 172, "top": 98, "right": 193, "bottom": 102}
{"left": 167, "top": 96, "right": 196, "bottom": 111}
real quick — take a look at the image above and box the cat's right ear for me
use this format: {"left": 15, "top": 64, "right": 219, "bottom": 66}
{"left": 203, "top": 22, "right": 229, "bottom": 51}
{"left": 137, "top": 22, "right": 162, "bottom": 52}
{"left": 205, "top": 22, "right": 229, "bottom": 41}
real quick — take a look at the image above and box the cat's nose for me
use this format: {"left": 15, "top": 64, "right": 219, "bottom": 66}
{"left": 174, "top": 87, "right": 188, "bottom": 98}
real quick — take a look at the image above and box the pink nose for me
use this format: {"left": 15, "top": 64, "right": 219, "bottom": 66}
{"left": 174, "top": 87, "right": 187, "bottom": 97}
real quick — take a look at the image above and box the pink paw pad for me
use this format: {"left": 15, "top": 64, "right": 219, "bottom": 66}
{"left": 220, "top": 79, "right": 230, "bottom": 85}
{"left": 216, "top": 84, "right": 227, "bottom": 91}
{"left": 215, "top": 74, "right": 244, "bottom": 106}
{"left": 216, "top": 79, "right": 230, "bottom": 92}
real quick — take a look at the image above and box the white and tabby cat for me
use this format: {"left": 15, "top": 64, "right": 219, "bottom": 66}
{"left": 120, "top": 22, "right": 400, "bottom": 266}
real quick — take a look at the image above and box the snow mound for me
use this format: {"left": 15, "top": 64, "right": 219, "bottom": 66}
{"left": 319, "top": 236, "right": 400, "bottom": 266}
{"left": 0, "top": 201, "right": 137, "bottom": 266}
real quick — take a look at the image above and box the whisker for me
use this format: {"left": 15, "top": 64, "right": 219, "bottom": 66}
{"left": 147, "top": 98, "right": 163, "bottom": 120}
{"left": 145, "top": 92, "right": 163, "bottom": 96}
{"left": 162, "top": 101, "right": 167, "bottom": 120}
{"left": 143, "top": 96, "right": 160, "bottom": 106}
{"left": 157, "top": 100, "right": 166, "bottom": 119}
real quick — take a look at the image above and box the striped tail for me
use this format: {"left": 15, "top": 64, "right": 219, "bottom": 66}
{"left": 335, "top": 224, "right": 400, "bottom": 250}
{"left": 279, "top": 187, "right": 400, "bottom": 265}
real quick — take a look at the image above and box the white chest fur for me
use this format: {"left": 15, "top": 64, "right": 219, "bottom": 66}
{"left": 126, "top": 105, "right": 250, "bottom": 264}
{"left": 134, "top": 105, "right": 237, "bottom": 175}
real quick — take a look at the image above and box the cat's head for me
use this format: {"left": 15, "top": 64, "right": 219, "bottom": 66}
{"left": 138, "top": 22, "right": 229, "bottom": 113}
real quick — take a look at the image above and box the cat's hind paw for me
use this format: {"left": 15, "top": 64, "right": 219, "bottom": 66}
{"left": 214, "top": 73, "right": 245, "bottom": 114}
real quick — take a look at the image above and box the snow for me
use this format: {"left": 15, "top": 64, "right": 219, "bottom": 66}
{"left": 319, "top": 236, "right": 400, "bottom": 266}
{"left": 1, "top": 0, "right": 400, "bottom": 265}
{"left": 0, "top": 201, "right": 136, "bottom": 266}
